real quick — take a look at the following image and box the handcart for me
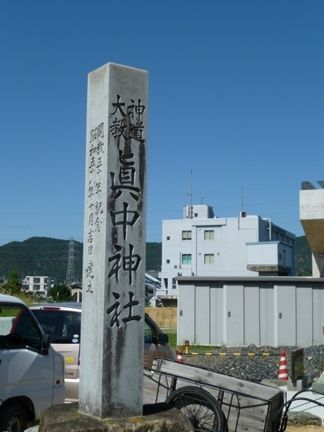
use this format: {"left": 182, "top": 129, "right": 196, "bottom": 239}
{"left": 144, "top": 359, "right": 324, "bottom": 432}
{"left": 279, "top": 389, "right": 324, "bottom": 432}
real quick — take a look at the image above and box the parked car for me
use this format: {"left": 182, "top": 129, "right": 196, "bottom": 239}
{"left": 31, "top": 302, "right": 175, "bottom": 401}
{"left": 0, "top": 294, "right": 65, "bottom": 432}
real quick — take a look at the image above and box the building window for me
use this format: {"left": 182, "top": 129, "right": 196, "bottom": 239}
{"left": 182, "top": 230, "right": 192, "bottom": 240}
{"left": 166, "top": 236, "right": 170, "bottom": 240}
{"left": 204, "top": 254, "right": 214, "bottom": 264}
{"left": 181, "top": 254, "right": 192, "bottom": 265}
{"left": 34, "top": 277, "right": 40, "bottom": 283}
{"left": 166, "top": 259, "right": 170, "bottom": 264}
{"left": 204, "top": 230, "right": 214, "bottom": 240}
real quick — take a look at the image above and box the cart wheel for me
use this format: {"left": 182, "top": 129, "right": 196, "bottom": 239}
{"left": 166, "top": 385, "right": 228, "bottom": 432}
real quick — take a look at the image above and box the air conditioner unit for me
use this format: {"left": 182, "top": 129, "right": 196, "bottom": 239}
{"left": 177, "top": 272, "right": 182, "bottom": 276}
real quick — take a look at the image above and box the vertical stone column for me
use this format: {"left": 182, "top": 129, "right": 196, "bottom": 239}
{"left": 79, "top": 63, "right": 148, "bottom": 418}
{"left": 312, "top": 253, "right": 324, "bottom": 277}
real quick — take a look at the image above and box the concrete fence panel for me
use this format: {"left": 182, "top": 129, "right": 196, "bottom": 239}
{"left": 145, "top": 307, "right": 177, "bottom": 331}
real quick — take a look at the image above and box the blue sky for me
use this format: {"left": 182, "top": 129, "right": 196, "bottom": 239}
{"left": 0, "top": 0, "right": 323, "bottom": 246}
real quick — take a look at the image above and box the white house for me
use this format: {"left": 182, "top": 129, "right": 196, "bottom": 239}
{"left": 22, "top": 275, "right": 53, "bottom": 297}
{"left": 158, "top": 204, "right": 295, "bottom": 297}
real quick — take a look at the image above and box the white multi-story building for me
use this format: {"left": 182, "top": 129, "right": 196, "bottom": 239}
{"left": 22, "top": 275, "right": 53, "bottom": 297}
{"left": 158, "top": 204, "right": 295, "bottom": 296}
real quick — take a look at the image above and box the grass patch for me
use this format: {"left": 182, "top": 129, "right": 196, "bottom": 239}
{"left": 164, "top": 332, "right": 223, "bottom": 353}
{"left": 184, "top": 345, "right": 224, "bottom": 353}
{"left": 165, "top": 331, "right": 177, "bottom": 349}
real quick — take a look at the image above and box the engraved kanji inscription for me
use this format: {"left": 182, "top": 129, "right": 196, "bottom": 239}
{"left": 106, "top": 291, "right": 141, "bottom": 328}
{"left": 108, "top": 243, "right": 142, "bottom": 285}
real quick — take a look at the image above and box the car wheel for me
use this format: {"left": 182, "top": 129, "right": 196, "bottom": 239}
{"left": 0, "top": 403, "right": 27, "bottom": 432}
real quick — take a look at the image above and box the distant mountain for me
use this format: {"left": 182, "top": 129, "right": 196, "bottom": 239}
{"left": 0, "top": 235, "right": 311, "bottom": 284}
{"left": 0, "top": 237, "right": 162, "bottom": 284}
{"left": 0, "top": 237, "right": 83, "bottom": 283}
{"left": 145, "top": 242, "right": 162, "bottom": 272}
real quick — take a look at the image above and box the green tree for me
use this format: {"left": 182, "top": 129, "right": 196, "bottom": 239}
{"left": 48, "top": 284, "right": 72, "bottom": 302}
{"left": 1, "top": 270, "right": 21, "bottom": 296}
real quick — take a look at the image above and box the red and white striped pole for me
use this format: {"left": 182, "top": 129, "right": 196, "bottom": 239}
{"left": 278, "top": 351, "right": 288, "bottom": 381}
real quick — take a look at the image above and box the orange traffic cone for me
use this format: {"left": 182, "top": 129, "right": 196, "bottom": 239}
{"left": 176, "top": 350, "right": 183, "bottom": 363}
{"left": 278, "top": 351, "right": 288, "bottom": 381}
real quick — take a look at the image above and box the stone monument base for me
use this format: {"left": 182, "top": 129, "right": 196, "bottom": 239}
{"left": 39, "top": 402, "right": 194, "bottom": 432}
{"left": 312, "top": 371, "right": 324, "bottom": 394}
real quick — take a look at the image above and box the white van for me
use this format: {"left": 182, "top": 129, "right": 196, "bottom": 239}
{"left": 0, "top": 294, "right": 65, "bottom": 432}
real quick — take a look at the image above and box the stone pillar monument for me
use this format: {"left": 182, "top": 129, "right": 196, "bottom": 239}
{"left": 79, "top": 63, "right": 148, "bottom": 418}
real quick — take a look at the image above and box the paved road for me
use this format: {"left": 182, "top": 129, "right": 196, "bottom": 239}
{"left": 25, "top": 377, "right": 168, "bottom": 432}
{"left": 285, "top": 387, "right": 324, "bottom": 425}
{"left": 143, "top": 371, "right": 168, "bottom": 404}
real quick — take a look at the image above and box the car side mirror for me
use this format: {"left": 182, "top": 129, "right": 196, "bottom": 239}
{"left": 41, "top": 333, "right": 50, "bottom": 355}
{"left": 157, "top": 333, "right": 169, "bottom": 345}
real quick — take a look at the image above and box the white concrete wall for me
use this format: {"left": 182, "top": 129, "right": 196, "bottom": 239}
{"left": 178, "top": 280, "right": 324, "bottom": 347}
{"left": 300, "top": 189, "right": 324, "bottom": 221}
{"left": 247, "top": 242, "right": 279, "bottom": 266}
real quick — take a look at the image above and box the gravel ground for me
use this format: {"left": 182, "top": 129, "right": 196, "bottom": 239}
{"left": 287, "top": 427, "right": 323, "bottom": 431}
{"left": 183, "top": 345, "right": 324, "bottom": 385}
{"left": 25, "top": 421, "right": 324, "bottom": 432}
{"left": 26, "top": 423, "right": 323, "bottom": 432}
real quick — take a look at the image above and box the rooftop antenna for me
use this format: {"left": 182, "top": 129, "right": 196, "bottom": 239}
{"left": 188, "top": 170, "right": 193, "bottom": 218}
{"left": 240, "top": 186, "right": 244, "bottom": 213}
{"left": 201, "top": 195, "right": 205, "bottom": 204}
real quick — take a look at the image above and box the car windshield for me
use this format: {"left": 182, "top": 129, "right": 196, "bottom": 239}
{"left": 32, "top": 309, "right": 81, "bottom": 344}
{"left": 0, "top": 304, "right": 42, "bottom": 351}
